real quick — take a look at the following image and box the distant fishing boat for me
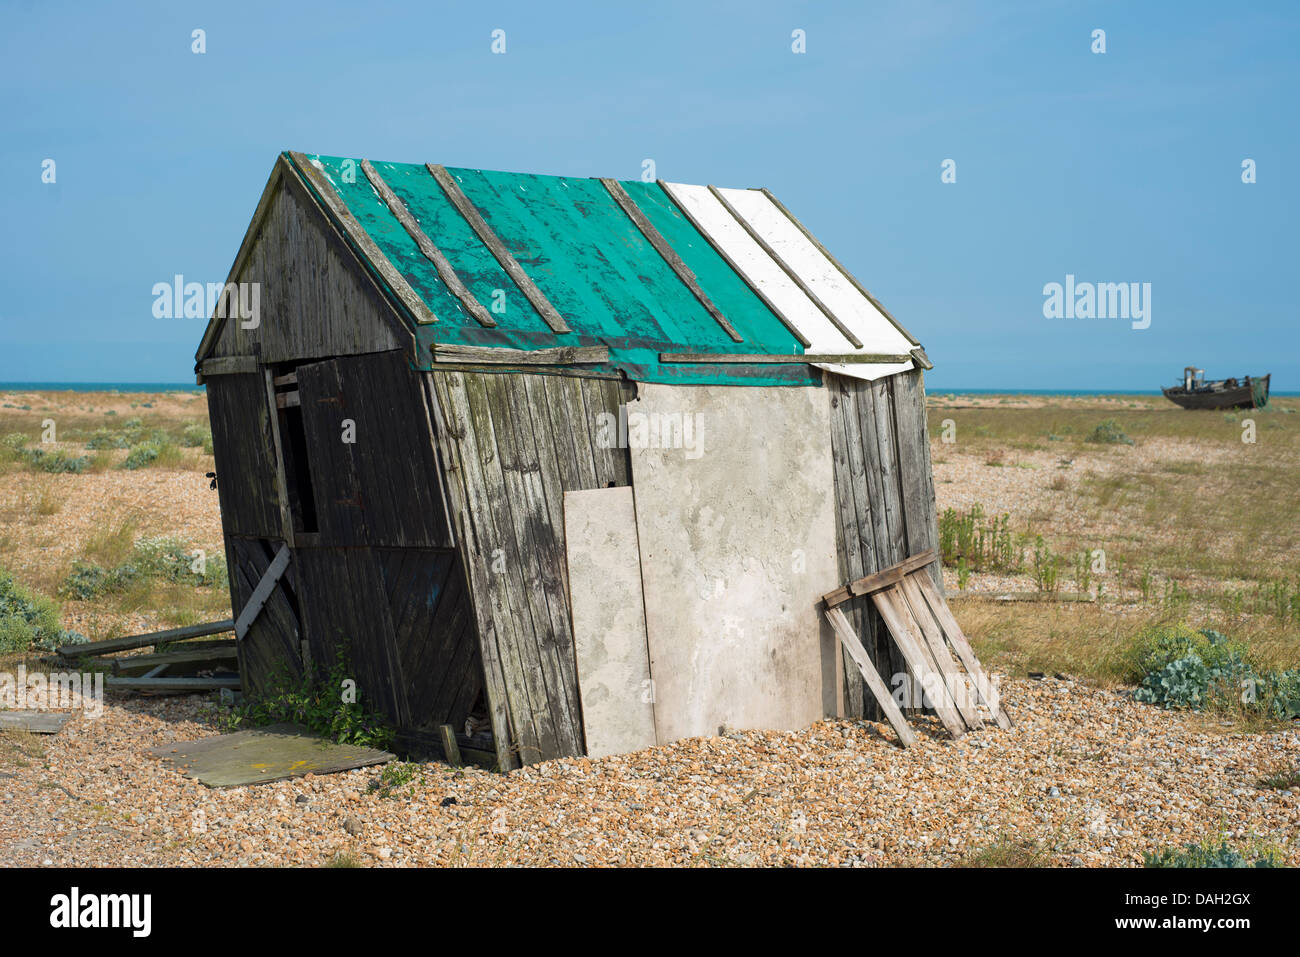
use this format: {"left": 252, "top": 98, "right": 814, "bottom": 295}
{"left": 1162, "top": 366, "right": 1270, "bottom": 410}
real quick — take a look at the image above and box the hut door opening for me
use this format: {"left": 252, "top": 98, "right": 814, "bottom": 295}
{"left": 270, "top": 366, "right": 319, "bottom": 533}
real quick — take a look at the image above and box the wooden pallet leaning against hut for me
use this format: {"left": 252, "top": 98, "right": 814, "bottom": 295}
{"left": 822, "top": 549, "right": 1012, "bottom": 747}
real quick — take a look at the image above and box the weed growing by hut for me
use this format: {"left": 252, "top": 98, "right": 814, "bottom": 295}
{"left": 230, "top": 646, "right": 395, "bottom": 750}
{"left": 371, "top": 761, "right": 423, "bottom": 799}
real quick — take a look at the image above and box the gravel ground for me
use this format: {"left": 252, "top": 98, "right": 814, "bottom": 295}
{"left": 3, "top": 391, "right": 1297, "bottom": 867}
{"left": 1, "top": 678, "right": 1297, "bottom": 868}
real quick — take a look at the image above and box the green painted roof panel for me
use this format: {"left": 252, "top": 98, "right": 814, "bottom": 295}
{"left": 292, "top": 153, "right": 821, "bottom": 386}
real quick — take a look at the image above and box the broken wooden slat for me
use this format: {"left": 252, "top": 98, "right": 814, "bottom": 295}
{"left": 822, "top": 549, "right": 938, "bottom": 608}
{"left": 757, "top": 186, "right": 922, "bottom": 348}
{"left": 600, "top": 178, "right": 743, "bottom": 343}
{"left": 274, "top": 391, "right": 301, "bottom": 409}
{"left": 107, "top": 676, "right": 241, "bottom": 692}
{"left": 362, "top": 159, "right": 497, "bottom": 329}
{"left": 113, "top": 643, "right": 238, "bottom": 677}
{"left": 662, "top": 352, "right": 913, "bottom": 365}
{"left": 0, "top": 711, "right": 70, "bottom": 734}
{"left": 56, "top": 619, "right": 235, "bottom": 659}
{"left": 431, "top": 343, "right": 609, "bottom": 366}
{"left": 871, "top": 584, "right": 965, "bottom": 739}
{"left": 909, "top": 347, "right": 934, "bottom": 370}
{"left": 824, "top": 607, "right": 917, "bottom": 747}
{"left": 271, "top": 372, "right": 298, "bottom": 387}
{"left": 288, "top": 151, "right": 439, "bottom": 326}
{"left": 899, "top": 575, "right": 982, "bottom": 730}
{"left": 234, "top": 543, "right": 291, "bottom": 641}
{"left": 915, "top": 574, "right": 1013, "bottom": 729}
{"left": 439, "top": 724, "right": 462, "bottom": 766}
{"left": 199, "top": 356, "right": 258, "bottom": 377}
{"left": 707, "top": 184, "right": 864, "bottom": 349}
{"left": 426, "top": 163, "right": 571, "bottom": 334}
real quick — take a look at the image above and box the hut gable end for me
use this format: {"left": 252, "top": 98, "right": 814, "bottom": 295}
{"left": 198, "top": 158, "right": 412, "bottom": 368}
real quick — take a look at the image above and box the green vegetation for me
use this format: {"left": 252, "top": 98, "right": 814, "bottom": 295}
{"left": 371, "top": 761, "right": 423, "bottom": 799}
{"left": 60, "top": 535, "right": 228, "bottom": 601}
{"left": 0, "top": 568, "right": 84, "bottom": 654}
{"left": 958, "top": 837, "right": 1051, "bottom": 868}
{"left": 1144, "top": 837, "right": 1281, "bottom": 868}
{"left": 938, "top": 504, "right": 1019, "bottom": 574}
{"left": 230, "top": 646, "right": 395, "bottom": 750}
{"left": 1128, "top": 624, "right": 1300, "bottom": 718}
{"left": 1085, "top": 419, "right": 1134, "bottom": 445}
{"left": 1256, "top": 767, "right": 1300, "bottom": 790}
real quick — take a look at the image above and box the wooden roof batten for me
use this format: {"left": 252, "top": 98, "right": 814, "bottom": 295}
{"left": 286, "top": 151, "right": 438, "bottom": 328}
{"left": 361, "top": 159, "right": 497, "bottom": 329}
{"left": 658, "top": 179, "right": 812, "bottom": 349}
{"left": 599, "top": 178, "right": 743, "bottom": 344}
{"left": 707, "top": 184, "right": 865, "bottom": 350}
{"left": 425, "top": 163, "right": 572, "bottom": 335}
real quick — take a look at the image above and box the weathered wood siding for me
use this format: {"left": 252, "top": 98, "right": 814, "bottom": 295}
{"left": 206, "top": 372, "right": 282, "bottom": 538}
{"left": 426, "top": 369, "right": 632, "bottom": 768}
{"left": 229, "top": 536, "right": 304, "bottom": 696}
{"left": 207, "top": 162, "right": 411, "bottom": 364}
{"left": 296, "top": 350, "right": 452, "bottom": 548}
{"left": 828, "top": 368, "right": 942, "bottom": 719}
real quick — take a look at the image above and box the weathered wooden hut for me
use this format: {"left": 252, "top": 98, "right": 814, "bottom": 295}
{"left": 195, "top": 151, "right": 942, "bottom": 769}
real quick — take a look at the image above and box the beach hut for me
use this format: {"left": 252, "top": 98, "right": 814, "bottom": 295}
{"left": 195, "top": 151, "right": 945, "bottom": 769}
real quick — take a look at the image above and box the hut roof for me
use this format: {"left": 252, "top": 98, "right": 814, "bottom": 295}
{"left": 204, "top": 151, "right": 927, "bottom": 385}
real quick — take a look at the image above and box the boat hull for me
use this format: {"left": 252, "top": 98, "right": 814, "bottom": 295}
{"left": 1162, "top": 374, "right": 1270, "bottom": 410}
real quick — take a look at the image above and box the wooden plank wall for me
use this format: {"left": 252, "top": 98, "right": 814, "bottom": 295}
{"left": 228, "top": 537, "right": 305, "bottom": 696}
{"left": 296, "top": 350, "right": 452, "bottom": 548}
{"left": 827, "top": 368, "right": 942, "bottom": 719}
{"left": 425, "top": 369, "right": 632, "bottom": 767}
{"left": 206, "top": 373, "right": 282, "bottom": 538}
{"left": 207, "top": 165, "right": 410, "bottom": 364}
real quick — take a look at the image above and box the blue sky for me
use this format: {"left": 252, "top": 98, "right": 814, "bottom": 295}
{"left": 1, "top": 0, "right": 1295, "bottom": 389}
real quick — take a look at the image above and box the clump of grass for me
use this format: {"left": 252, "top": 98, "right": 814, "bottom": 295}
{"left": 20, "top": 447, "right": 89, "bottom": 473}
{"left": 179, "top": 423, "right": 211, "bottom": 448}
{"left": 59, "top": 535, "right": 227, "bottom": 600}
{"left": 1144, "top": 836, "right": 1281, "bottom": 868}
{"left": 327, "top": 851, "right": 361, "bottom": 868}
{"left": 32, "top": 484, "right": 62, "bottom": 516}
{"left": 84, "top": 429, "right": 128, "bottom": 450}
{"left": 959, "top": 837, "right": 1050, "bottom": 868}
{"left": 370, "top": 761, "right": 422, "bottom": 799}
{"left": 1257, "top": 767, "right": 1300, "bottom": 791}
{"left": 1085, "top": 419, "right": 1134, "bottom": 445}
